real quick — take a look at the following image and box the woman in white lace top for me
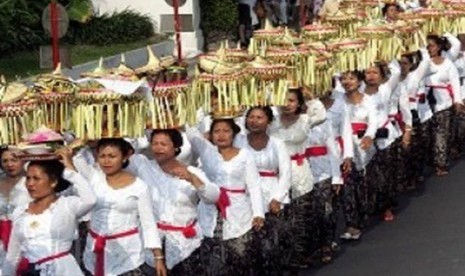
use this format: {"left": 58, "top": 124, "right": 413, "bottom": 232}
{"left": 0, "top": 147, "right": 31, "bottom": 266}
{"left": 138, "top": 128, "right": 219, "bottom": 275}
{"left": 2, "top": 149, "right": 95, "bottom": 276}
{"left": 74, "top": 138, "right": 166, "bottom": 276}
{"left": 186, "top": 118, "right": 264, "bottom": 275}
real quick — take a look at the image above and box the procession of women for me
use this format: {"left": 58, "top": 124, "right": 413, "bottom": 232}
{"left": 1, "top": 0, "right": 465, "bottom": 275}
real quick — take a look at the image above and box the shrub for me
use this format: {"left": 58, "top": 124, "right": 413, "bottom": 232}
{"left": 66, "top": 9, "right": 154, "bottom": 46}
{"left": 199, "top": 0, "right": 238, "bottom": 48}
{"left": 0, "top": 1, "right": 154, "bottom": 56}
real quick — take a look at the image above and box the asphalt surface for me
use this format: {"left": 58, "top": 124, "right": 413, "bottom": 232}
{"left": 305, "top": 158, "right": 465, "bottom": 276}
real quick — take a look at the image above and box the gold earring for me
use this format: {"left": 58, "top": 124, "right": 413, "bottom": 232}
{"left": 51, "top": 182, "right": 57, "bottom": 188}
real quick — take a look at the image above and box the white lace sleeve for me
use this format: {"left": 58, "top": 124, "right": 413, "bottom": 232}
{"left": 341, "top": 103, "right": 354, "bottom": 159}
{"left": 137, "top": 180, "right": 162, "bottom": 250}
{"left": 72, "top": 148, "right": 98, "bottom": 182}
{"left": 364, "top": 96, "right": 379, "bottom": 139}
{"left": 63, "top": 169, "right": 97, "bottom": 218}
{"left": 444, "top": 33, "right": 461, "bottom": 62}
{"left": 448, "top": 60, "right": 463, "bottom": 105}
{"left": 398, "top": 84, "right": 413, "bottom": 127}
{"left": 272, "top": 139, "right": 291, "bottom": 203}
{"left": 186, "top": 126, "right": 226, "bottom": 184}
{"left": 326, "top": 126, "right": 343, "bottom": 185}
{"left": 188, "top": 167, "right": 220, "bottom": 204}
{"left": 1, "top": 219, "right": 22, "bottom": 275}
{"left": 305, "top": 99, "right": 327, "bottom": 128}
{"left": 244, "top": 153, "right": 264, "bottom": 218}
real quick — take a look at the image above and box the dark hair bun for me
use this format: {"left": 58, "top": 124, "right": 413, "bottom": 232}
{"left": 28, "top": 160, "right": 71, "bottom": 193}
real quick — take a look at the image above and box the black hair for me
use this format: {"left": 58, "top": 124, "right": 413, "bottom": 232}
{"left": 401, "top": 51, "right": 420, "bottom": 71}
{"left": 28, "top": 160, "right": 71, "bottom": 193}
{"left": 342, "top": 70, "right": 365, "bottom": 82}
{"left": 245, "top": 106, "right": 274, "bottom": 130}
{"left": 427, "top": 34, "right": 448, "bottom": 53}
{"left": 0, "top": 145, "right": 9, "bottom": 170}
{"left": 97, "top": 138, "right": 133, "bottom": 168}
{"left": 209, "top": 118, "right": 241, "bottom": 138}
{"left": 373, "top": 62, "right": 389, "bottom": 79}
{"left": 150, "top": 129, "right": 184, "bottom": 156}
{"left": 382, "top": 3, "right": 400, "bottom": 17}
{"left": 288, "top": 88, "right": 306, "bottom": 114}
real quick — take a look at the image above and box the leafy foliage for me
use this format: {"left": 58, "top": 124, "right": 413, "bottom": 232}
{"left": 199, "top": 0, "right": 238, "bottom": 44}
{"left": 0, "top": 1, "right": 154, "bottom": 56}
{"left": 66, "top": 10, "right": 154, "bottom": 46}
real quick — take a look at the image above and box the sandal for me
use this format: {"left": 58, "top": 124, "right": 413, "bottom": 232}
{"left": 383, "top": 210, "right": 395, "bottom": 222}
{"left": 321, "top": 247, "right": 332, "bottom": 264}
{"left": 436, "top": 167, "right": 449, "bottom": 177}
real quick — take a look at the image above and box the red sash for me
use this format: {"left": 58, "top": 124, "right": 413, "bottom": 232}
{"left": 89, "top": 228, "right": 139, "bottom": 276}
{"left": 290, "top": 153, "right": 306, "bottom": 166}
{"left": 0, "top": 219, "right": 12, "bottom": 251}
{"left": 305, "top": 146, "right": 328, "bottom": 157}
{"left": 335, "top": 136, "right": 344, "bottom": 156}
{"left": 259, "top": 171, "right": 278, "bottom": 177}
{"left": 216, "top": 187, "right": 246, "bottom": 219}
{"left": 351, "top": 123, "right": 368, "bottom": 135}
{"left": 427, "top": 84, "right": 454, "bottom": 100}
{"left": 389, "top": 113, "right": 405, "bottom": 131}
{"left": 157, "top": 220, "right": 197, "bottom": 238}
{"left": 409, "top": 94, "right": 426, "bottom": 103}
{"left": 16, "top": 251, "right": 70, "bottom": 275}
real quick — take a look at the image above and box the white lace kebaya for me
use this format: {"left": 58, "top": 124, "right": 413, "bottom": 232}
{"left": 186, "top": 127, "right": 264, "bottom": 240}
{"left": 234, "top": 135, "right": 292, "bottom": 212}
{"left": 78, "top": 165, "right": 162, "bottom": 276}
{"left": 1, "top": 169, "right": 96, "bottom": 276}
{"left": 268, "top": 99, "right": 327, "bottom": 198}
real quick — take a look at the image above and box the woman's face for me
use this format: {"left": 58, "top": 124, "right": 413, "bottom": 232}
{"left": 364, "top": 66, "right": 383, "bottom": 86}
{"left": 1, "top": 150, "right": 24, "bottom": 178}
{"left": 151, "top": 133, "right": 176, "bottom": 164}
{"left": 400, "top": 56, "right": 413, "bottom": 76}
{"left": 246, "top": 109, "right": 270, "bottom": 133}
{"left": 97, "top": 145, "right": 126, "bottom": 176}
{"left": 341, "top": 73, "right": 361, "bottom": 92}
{"left": 427, "top": 39, "right": 441, "bottom": 57}
{"left": 25, "top": 165, "right": 54, "bottom": 199}
{"left": 211, "top": 122, "right": 235, "bottom": 148}
{"left": 281, "top": 92, "right": 300, "bottom": 115}
{"left": 385, "top": 5, "right": 398, "bottom": 21}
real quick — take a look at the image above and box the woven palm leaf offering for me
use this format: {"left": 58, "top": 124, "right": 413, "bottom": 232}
{"left": 443, "top": 10, "right": 465, "bottom": 34}
{"left": 324, "top": 10, "right": 359, "bottom": 37}
{"left": 302, "top": 22, "right": 339, "bottom": 41}
{"left": 305, "top": 53, "right": 336, "bottom": 97}
{"left": 391, "top": 20, "right": 426, "bottom": 53}
{"left": 326, "top": 38, "right": 369, "bottom": 72}
{"left": 73, "top": 58, "right": 148, "bottom": 140}
{"left": 0, "top": 76, "right": 41, "bottom": 145}
{"left": 416, "top": 7, "right": 447, "bottom": 34}
{"left": 149, "top": 77, "right": 197, "bottom": 128}
{"left": 357, "top": 20, "right": 401, "bottom": 63}
{"left": 266, "top": 45, "right": 314, "bottom": 90}
{"left": 270, "top": 27, "right": 303, "bottom": 46}
{"left": 135, "top": 46, "right": 176, "bottom": 77}
{"left": 217, "top": 41, "right": 254, "bottom": 63}
{"left": 196, "top": 45, "right": 247, "bottom": 117}
{"left": 442, "top": 0, "right": 465, "bottom": 10}
{"left": 252, "top": 19, "right": 285, "bottom": 52}
{"left": 31, "top": 63, "right": 75, "bottom": 132}
{"left": 246, "top": 55, "right": 288, "bottom": 107}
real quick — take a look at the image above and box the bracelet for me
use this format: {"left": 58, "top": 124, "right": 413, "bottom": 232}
{"left": 154, "top": 255, "right": 165, "bottom": 260}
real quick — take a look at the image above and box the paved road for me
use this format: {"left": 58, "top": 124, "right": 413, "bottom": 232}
{"left": 305, "top": 158, "right": 465, "bottom": 276}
